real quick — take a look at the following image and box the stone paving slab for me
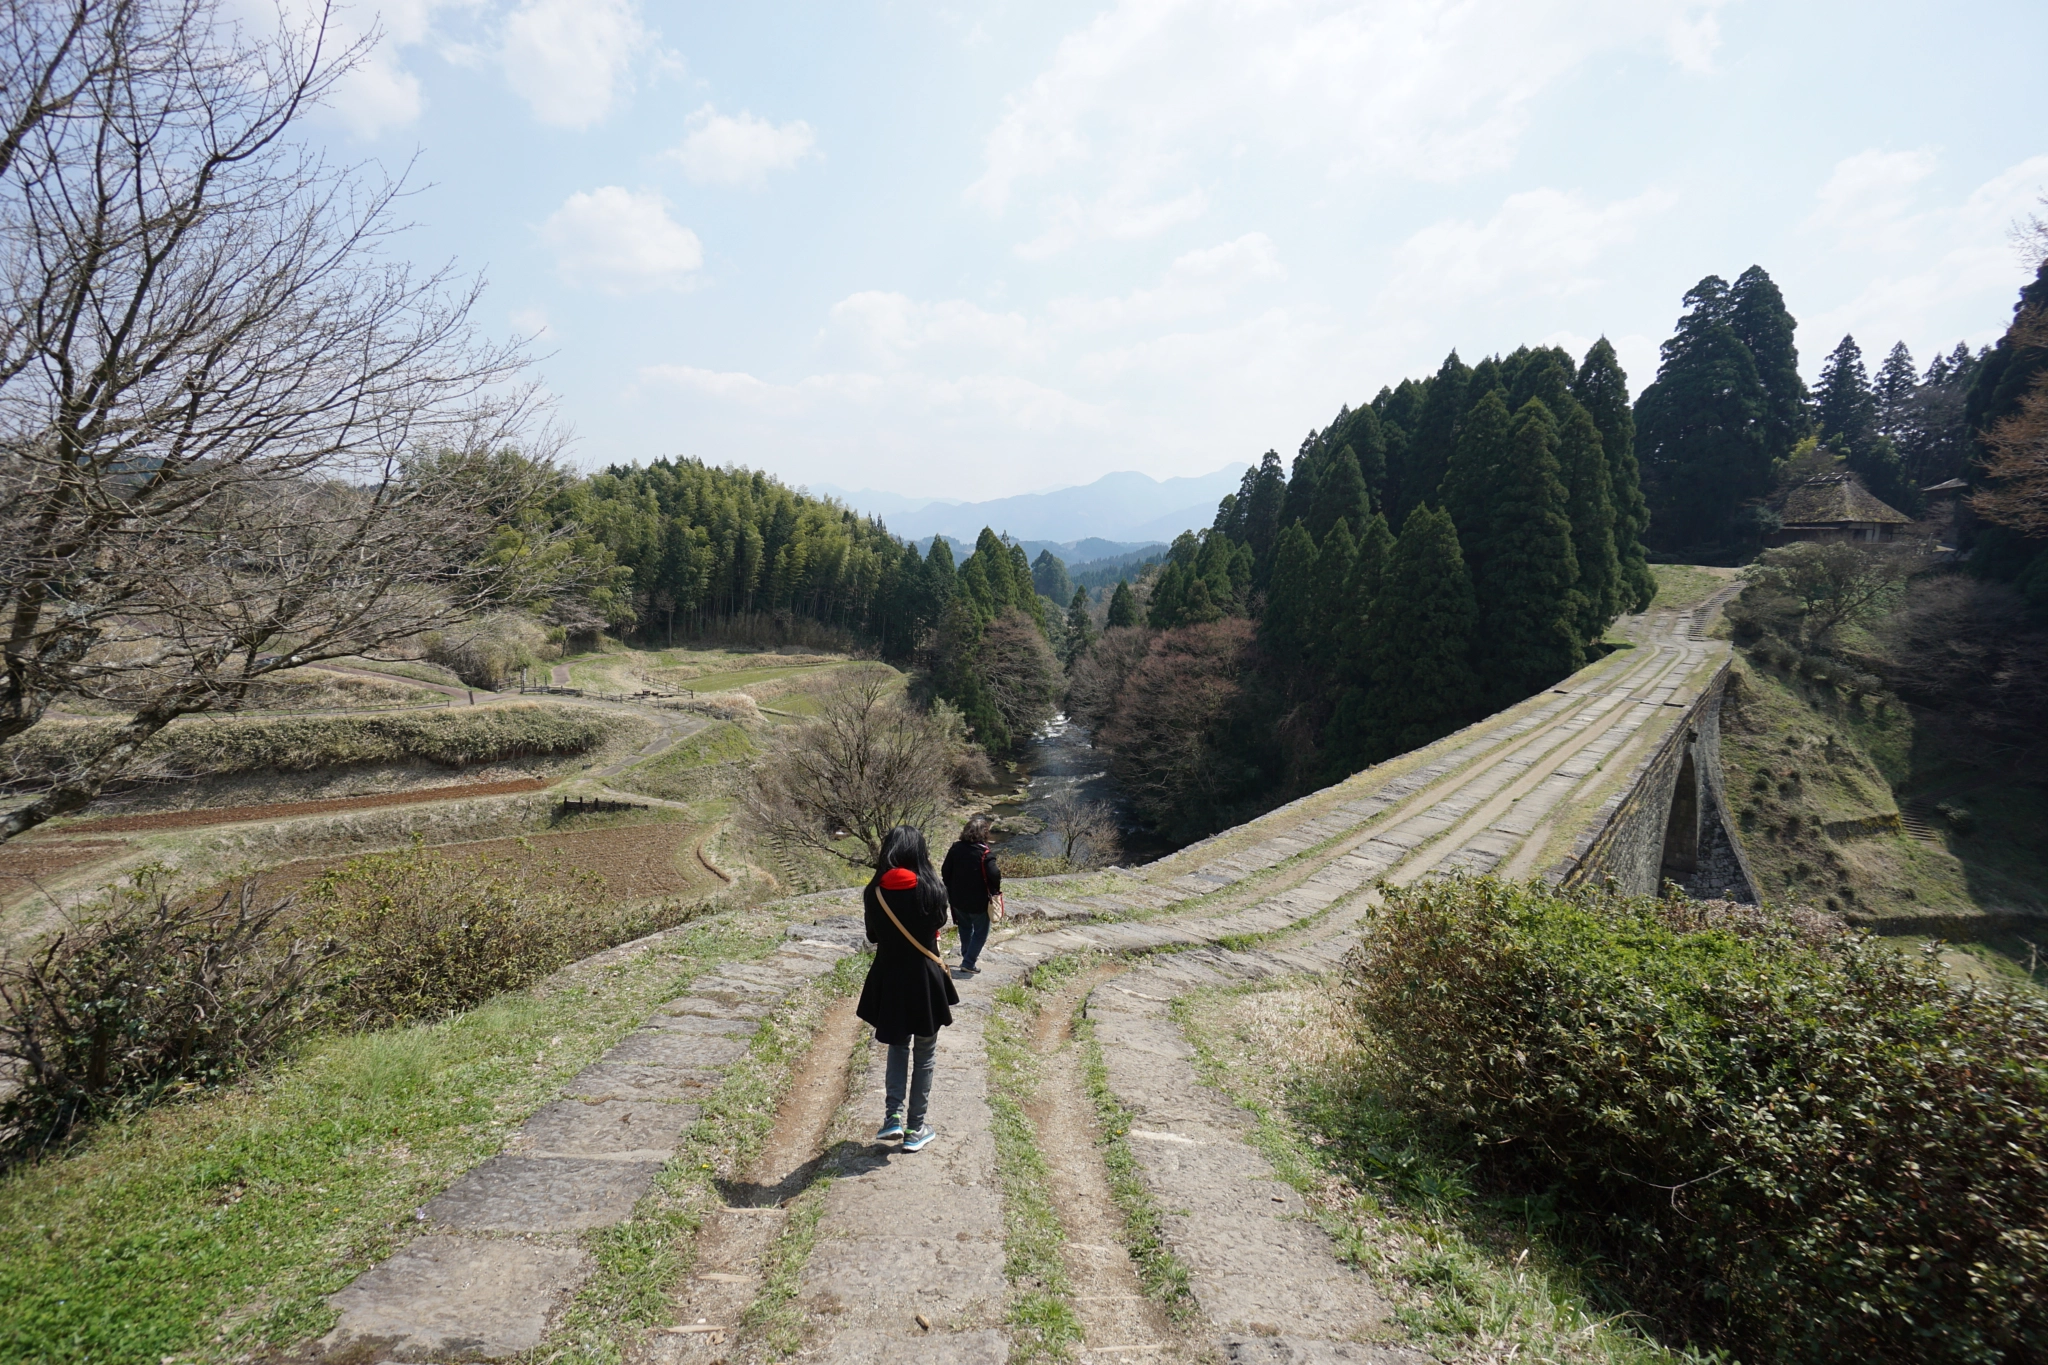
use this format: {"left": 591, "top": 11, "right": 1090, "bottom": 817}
{"left": 602, "top": 1030, "right": 751, "bottom": 1068}
{"left": 505, "top": 1099, "right": 694, "bottom": 1159}
{"left": 426, "top": 1154, "right": 665, "bottom": 1231}
{"left": 322, "top": 1236, "right": 592, "bottom": 1361}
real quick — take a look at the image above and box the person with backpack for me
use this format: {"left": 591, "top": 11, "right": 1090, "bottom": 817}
{"left": 857, "top": 825, "right": 959, "bottom": 1152}
{"left": 940, "top": 813, "right": 1004, "bottom": 975}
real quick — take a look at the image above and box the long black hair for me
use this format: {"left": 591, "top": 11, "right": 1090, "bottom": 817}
{"left": 865, "top": 824, "right": 947, "bottom": 919}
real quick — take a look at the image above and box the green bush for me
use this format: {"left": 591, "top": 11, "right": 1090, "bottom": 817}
{"left": 0, "top": 874, "right": 337, "bottom": 1162}
{"left": 1349, "top": 876, "right": 2048, "bottom": 1364}
{"left": 0, "top": 703, "right": 617, "bottom": 787}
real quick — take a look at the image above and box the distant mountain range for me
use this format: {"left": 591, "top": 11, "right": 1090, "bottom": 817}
{"left": 911, "top": 535, "right": 1163, "bottom": 571}
{"left": 811, "top": 466, "right": 1248, "bottom": 546}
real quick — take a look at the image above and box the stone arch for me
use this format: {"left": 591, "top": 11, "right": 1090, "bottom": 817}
{"left": 1660, "top": 748, "right": 1700, "bottom": 882}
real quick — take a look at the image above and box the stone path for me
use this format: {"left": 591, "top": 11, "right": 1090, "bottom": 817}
{"left": 308, "top": 602, "right": 1728, "bottom": 1362}
{"left": 319, "top": 934, "right": 855, "bottom": 1361}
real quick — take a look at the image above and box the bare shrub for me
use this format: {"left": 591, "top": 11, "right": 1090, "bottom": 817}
{"left": 0, "top": 871, "right": 337, "bottom": 1161}
{"left": 294, "top": 840, "right": 686, "bottom": 1028}
{"left": 741, "top": 666, "right": 966, "bottom": 867}
{"left": 1041, "top": 788, "right": 1122, "bottom": 868}
{"left": 1064, "top": 626, "right": 1152, "bottom": 731}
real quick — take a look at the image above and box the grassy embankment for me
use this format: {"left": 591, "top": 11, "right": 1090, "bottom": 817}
{"left": 1720, "top": 652, "right": 2048, "bottom": 987}
{"left": 0, "top": 906, "right": 789, "bottom": 1365}
{"left": 1, "top": 704, "right": 621, "bottom": 790}
{"left": 1177, "top": 979, "right": 1714, "bottom": 1365}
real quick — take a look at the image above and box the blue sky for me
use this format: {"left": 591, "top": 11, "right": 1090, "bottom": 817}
{"left": 301, "top": 0, "right": 2048, "bottom": 501}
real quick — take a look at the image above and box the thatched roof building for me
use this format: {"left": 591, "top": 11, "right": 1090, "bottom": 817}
{"left": 1766, "top": 472, "right": 1911, "bottom": 546}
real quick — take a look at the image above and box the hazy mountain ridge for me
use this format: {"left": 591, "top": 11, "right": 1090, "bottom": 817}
{"left": 812, "top": 466, "right": 1248, "bottom": 545}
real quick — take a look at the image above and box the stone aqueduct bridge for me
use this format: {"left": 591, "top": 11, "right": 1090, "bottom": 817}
{"left": 319, "top": 588, "right": 1757, "bottom": 1364}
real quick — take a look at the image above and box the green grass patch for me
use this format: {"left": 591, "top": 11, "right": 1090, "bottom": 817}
{"left": 740, "top": 1180, "right": 832, "bottom": 1356}
{"left": 0, "top": 916, "right": 779, "bottom": 1365}
{"left": 1647, "top": 564, "right": 1730, "bottom": 611}
{"left": 613, "top": 722, "right": 757, "bottom": 803}
{"left": 985, "top": 977, "right": 1083, "bottom": 1362}
{"left": 1073, "top": 1013, "right": 1196, "bottom": 1321}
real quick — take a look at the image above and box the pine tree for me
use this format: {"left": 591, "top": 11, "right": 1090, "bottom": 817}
{"left": 1815, "top": 335, "right": 1878, "bottom": 454}
{"left": 1348, "top": 512, "right": 1394, "bottom": 619}
{"left": 1873, "top": 341, "right": 1917, "bottom": 438}
{"left": 1350, "top": 506, "right": 1479, "bottom": 762}
{"left": 1106, "top": 579, "right": 1141, "bottom": 628}
{"left": 1439, "top": 388, "right": 1512, "bottom": 571}
{"left": 1402, "top": 351, "right": 1471, "bottom": 522}
{"left": 1574, "top": 339, "right": 1655, "bottom": 610}
{"left": 1065, "top": 586, "right": 1095, "bottom": 664}
{"left": 1726, "top": 265, "right": 1810, "bottom": 465}
{"left": 1309, "top": 444, "right": 1371, "bottom": 542}
{"left": 1147, "top": 562, "right": 1189, "bottom": 630}
{"left": 1242, "top": 450, "right": 1287, "bottom": 582}
{"left": 1032, "top": 548, "right": 1073, "bottom": 603}
{"left": 1330, "top": 405, "right": 1388, "bottom": 505}
{"left": 1635, "top": 276, "right": 1770, "bottom": 550}
{"left": 1476, "top": 399, "right": 1583, "bottom": 704}
{"left": 1281, "top": 435, "right": 1322, "bottom": 531}
{"left": 1375, "top": 378, "right": 1425, "bottom": 520}
{"left": 1309, "top": 519, "right": 1357, "bottom": 670}
{"left": 1558, "top": 401, "right": 1621, "bottom": 644}
{"left": 1506, "top": 345, "right": 1575, "bottom": 414}
{"left": 1336, "top": 511, "right": 1395, "bottom": 687}
{"left": 1259, "top": 522, "right": 1317, "bottom": 670}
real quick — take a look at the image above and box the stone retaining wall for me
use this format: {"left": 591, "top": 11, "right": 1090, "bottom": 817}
{"left": 1550, "top": 662, "right": 1760, "bottom": 901}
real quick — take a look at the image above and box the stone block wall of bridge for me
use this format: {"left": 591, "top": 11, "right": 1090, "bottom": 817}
{"left": 1545, "top": 658, "right": 1760, "bottom": 901}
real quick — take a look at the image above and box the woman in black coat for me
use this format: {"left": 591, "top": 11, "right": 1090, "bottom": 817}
{"left": 855, "top": 825, "right": 959, "bottom": 1151}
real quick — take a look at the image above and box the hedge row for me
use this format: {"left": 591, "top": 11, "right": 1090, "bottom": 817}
{"left": 1349, "top": 876, "right": 2048, "bottom": 1365}
{"left": 0, "top": 704, "right": 619, "bottom": 786}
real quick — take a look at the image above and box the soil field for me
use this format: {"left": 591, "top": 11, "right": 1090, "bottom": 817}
{"left": 258, "top": 819, "right": 714, "bottom": 901}
{"left": 0, "top": 837, "right": 131, "bottom": 893}
{"left": 49, "top": 776, "right": 550, "bottom": 835}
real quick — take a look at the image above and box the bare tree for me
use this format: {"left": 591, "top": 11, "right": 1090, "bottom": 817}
{"left": 1970, "top": 302, "right": 2048, "bottom": 538}
{"left": 1040, "top": 787, "right": 1122, "bottom": 868}
{"left": 741, "top": 666, "right": 965, "bottom": 868}
{"left": 0, "top": 3, "right": 577, "bottom": 841}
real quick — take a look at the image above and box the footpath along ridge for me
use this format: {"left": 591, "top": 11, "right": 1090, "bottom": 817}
{"left": 311, "top": 600, "right": 1730, "bottom": 1362}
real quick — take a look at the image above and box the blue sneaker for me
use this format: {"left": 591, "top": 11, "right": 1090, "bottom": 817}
{"left": 875, "top": 1114, "right": 905, "bottom": 1142}
{"left": 901, "top": 1124, "right": 937, "bottom": 1152}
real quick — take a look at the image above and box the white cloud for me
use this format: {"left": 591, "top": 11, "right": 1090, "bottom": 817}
{"left": 642, "top": 365, "right": 1104, "bottom": 433}
{"left": 667, "top": 106, "right": 817, "bottom": 186}
{"left": 1382, "top": 187, "right": 1677, "bottom": 309}
{"left": 1807, "top": 154, "right": 2048, "bottom": 357}
{"left": 540, "top": 187, "right": 702, "bottom": 292}
{"left": 969, "top": 0, "right": 1728, "bottom": 254}
{"left": 259, "top": 0, "right": 446, "bottom": 138}
{"left": 1048, "top": 232, "right": 1284, "bottom": 330}
{"left": 1802, "top": 148, "right": 1940, "bottom": 250}
{"left": 501, "top": 0, "right": 646, "bottom": 129}
{"left": 509, "top": 307, "right": 553, "bottom": 341}
{"left": 824, "top": 292, "right": 1038, "bottom": 366}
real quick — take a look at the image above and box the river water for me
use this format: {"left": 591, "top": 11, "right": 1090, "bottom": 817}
{"left": 982, "top": 712, "right": 1177, "bottom": 865}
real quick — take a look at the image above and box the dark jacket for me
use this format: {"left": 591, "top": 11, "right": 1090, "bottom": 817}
{"left": 855, "top": 875, "right": 958, "bottom": 1044}
{"left": 940, "top": 840, "right": 1001, "bottom": 919}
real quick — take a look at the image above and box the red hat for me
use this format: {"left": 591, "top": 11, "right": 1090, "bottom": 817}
{"left": 879, "top": 867, "right": 918, "bottom": 890}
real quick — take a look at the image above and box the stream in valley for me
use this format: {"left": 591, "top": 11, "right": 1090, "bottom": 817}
{"left": 982, "top": 712, "right": 1178, "bottom": 866}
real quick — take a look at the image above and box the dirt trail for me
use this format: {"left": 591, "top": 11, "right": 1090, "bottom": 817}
{"left": 640, "top": 997, "right": 865, "bottom": 1362}
{"left": 43, "top": 775, "right": 550, "bottom": 835}
{"left": 1028, "top": 966, "right": 1192, "bottom": 1363}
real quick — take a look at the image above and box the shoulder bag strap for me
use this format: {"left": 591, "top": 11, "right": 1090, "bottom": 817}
{"left": 879, "top": 889, "right": 952, "bottom": 979}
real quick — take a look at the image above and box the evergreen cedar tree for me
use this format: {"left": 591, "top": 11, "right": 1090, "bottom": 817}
{"left": 1105, "top": 579, "right": 1141, "bottom": 629}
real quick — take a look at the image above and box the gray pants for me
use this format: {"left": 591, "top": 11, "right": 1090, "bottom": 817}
{"left": 884, "top": 1032, "right": 938, "bottom": 1128}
